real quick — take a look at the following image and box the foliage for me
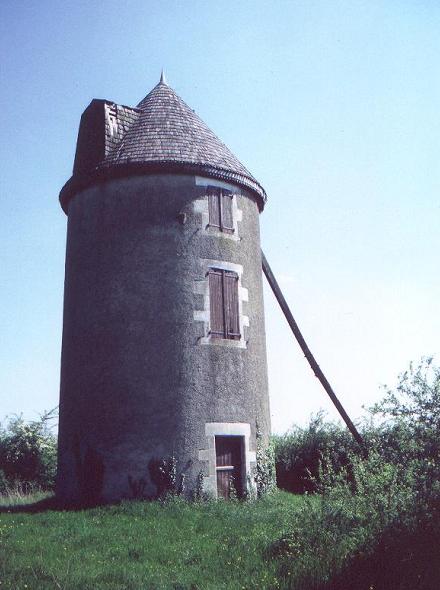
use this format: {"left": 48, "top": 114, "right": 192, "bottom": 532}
{"left": 365, "top": 357, "right": 440, "bottom": 524}
{"left": 0, "top": 410, "right": 57, "bottom": 491}
{"left": 254, "top": 424, "right": 276, "bottom": 497}
{"left": 148, "top": 455, "right": 185, "bottom": 499}
{"left": 193, "top": 470, "right": 205, "bottom": 501}
{"left": 370, "top": 356, "right": 440, "bottom": 430}
{"left": 271, "top": 448, "right": 440, "bottom": 589}
{"left": 369, "top": 356, "right": 440, "bottom": 465}
{"left": 270, "top": 357, "right": 440, "bottom": 589}
{"left": 274, "top": 357, "right": 440, "bottom": 496}
{"left": 273, "top": 410, "right": 358, "bottom": 493}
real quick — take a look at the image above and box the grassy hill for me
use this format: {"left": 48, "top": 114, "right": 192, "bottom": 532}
{"left": 2, "top": 485, "right": 440, "bottom": 590}
{"left": 0, "top": 491, "right": 302, "bottom": 590}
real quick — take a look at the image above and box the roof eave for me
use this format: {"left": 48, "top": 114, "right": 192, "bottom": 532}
{"left": 59, "top": 162, "right": 267, "bottom": 214}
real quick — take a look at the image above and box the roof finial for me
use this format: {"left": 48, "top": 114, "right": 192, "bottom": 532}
{"left": 160, "top": 69, "right": 167, "bottom": 85}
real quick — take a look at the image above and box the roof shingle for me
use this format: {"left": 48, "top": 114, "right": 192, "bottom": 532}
{"left": 60, "top": 79, "right": 266, "bottom": 212}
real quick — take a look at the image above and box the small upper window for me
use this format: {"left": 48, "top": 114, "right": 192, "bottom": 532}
{"left": 207, "top": 187, "right": 234, "bottom": 234}
{"left": 208, "top": 268, "right": 240, "bottom": 340}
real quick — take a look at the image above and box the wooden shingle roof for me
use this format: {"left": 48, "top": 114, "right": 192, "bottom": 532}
{"left": 60, "top": 78, "right": 266, "bottom": 212}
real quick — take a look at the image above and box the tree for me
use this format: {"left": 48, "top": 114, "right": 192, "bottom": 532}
{"left": 371, "top": 357, "right": 440, "bottom": 429}
{"left": 369, "top": 357, "right": 440, "bottom": 463}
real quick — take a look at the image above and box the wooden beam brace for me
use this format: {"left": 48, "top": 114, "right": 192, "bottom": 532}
{"left": 261, "top": 250, "right": 367, "bottom": 453}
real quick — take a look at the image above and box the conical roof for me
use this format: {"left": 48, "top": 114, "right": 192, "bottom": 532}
{"left": 60, "top": 77, "right": 266, "bottom": 211}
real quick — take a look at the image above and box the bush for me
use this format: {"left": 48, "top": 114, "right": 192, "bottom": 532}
{"left": 370, "top": 356, "right": 440, "bottom": 462}
{"left": 0, "top": 410, "right": 57, "bottom": 491}
{"left": 274, "top": 358, "right": 440, "bottom": 496}
{"left": 272, "top": 449, "right": 440, "bottom": 589}
{"left": 273, "top": 411, "right": 359, "bottom": 493}
{"left": 270, "top": 358, "right": 440, "bottom": 589}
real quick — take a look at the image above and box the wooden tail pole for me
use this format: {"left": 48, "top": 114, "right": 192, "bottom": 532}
{"left": 261, "top": 250, "right": 366, "bottom": 452}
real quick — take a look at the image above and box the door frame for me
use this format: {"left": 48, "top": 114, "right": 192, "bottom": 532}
{"left": 198, "top": 422, "right": 256, "bottom": 499}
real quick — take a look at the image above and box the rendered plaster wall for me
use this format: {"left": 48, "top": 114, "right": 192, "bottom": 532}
{"left": 57, "top": 173, "right": 270, "bottom": 503}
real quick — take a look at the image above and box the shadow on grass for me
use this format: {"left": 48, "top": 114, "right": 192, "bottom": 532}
{"left": 0, "top": 494, "right": 121, "bottom": 513}
{"left": 316, "top": 523, "right": 440, "bottom": 590}
{"left": 282, "top": 521, "right": 440, "bottom": 590}
{"left": 0, "top": 494, "right": 160, "bottom": 513}
{"left": 0, "top": 495, "right": 59, "bottom": 513}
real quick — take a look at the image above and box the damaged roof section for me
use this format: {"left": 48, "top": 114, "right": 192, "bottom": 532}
{"left": 73, "top": 100, "right": 140, "bottom": 176}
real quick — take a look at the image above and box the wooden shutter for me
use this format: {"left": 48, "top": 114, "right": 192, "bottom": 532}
{"left": 216, "top": 436, "right": 244, "bottom": 499}
{"left": 209, "top": 268, "right": 240, "bottom": 340}
{"left": 220, "top": 190, "right": 234, "bottom": 233}
{"left": 208, "top": 188, "right": 221, "bottom": 228}
{"left": 224, "top": 271, "right": 240, "bottom": 339}
{"left": 209, "top": 269, "right": 225, "bottom": 338}
{"left": 207, "top": 187, "right": 234, "bottom": 233}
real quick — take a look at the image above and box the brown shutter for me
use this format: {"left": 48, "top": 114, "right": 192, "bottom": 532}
{"left": 221, "top": 190, "right": 234, "bottom": 233}
{"left": 208, "top": 188, "right": 221, "bottom": 228}
{"left": 224, "top": 271, "right": 240, "bottom": 339}
{"left": 209, "top": 269, "right": 225, "bottom": 338}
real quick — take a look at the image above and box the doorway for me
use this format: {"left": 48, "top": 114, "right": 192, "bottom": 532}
{"left": 215, "top": 435, "right": 244, "bottom": 499}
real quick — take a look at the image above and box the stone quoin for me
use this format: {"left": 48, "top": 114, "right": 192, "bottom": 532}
{"left": 57, "top": 73, "right": 271, "bottom": 503}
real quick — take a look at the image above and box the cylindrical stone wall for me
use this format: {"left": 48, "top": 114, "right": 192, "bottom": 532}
{"left": 57, "top": 173, "right": 270, "bottom": 503}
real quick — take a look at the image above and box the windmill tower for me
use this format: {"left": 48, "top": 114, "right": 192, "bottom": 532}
{"left": 57, "top": 74, "right": 271, "bottom": 503}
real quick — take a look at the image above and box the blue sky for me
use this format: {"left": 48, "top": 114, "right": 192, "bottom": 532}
{"left": 1, "top": 1, "right": 439, "bottom": 433}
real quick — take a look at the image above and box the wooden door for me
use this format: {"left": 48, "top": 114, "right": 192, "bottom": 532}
{"left": 215, "top": 436, "right": 244, "bottom": 499}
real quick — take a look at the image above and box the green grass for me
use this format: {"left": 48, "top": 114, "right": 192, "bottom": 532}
{"left": 0, "top": 491, "right": 303, "bottom": 590}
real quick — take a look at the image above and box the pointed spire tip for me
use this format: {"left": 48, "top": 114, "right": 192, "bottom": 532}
{"left": 160, "top": 69, "right": 167, "bottom": 85}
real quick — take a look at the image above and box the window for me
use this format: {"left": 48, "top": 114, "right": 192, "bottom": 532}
{"left": 208, "top": 268, "right": 240, "bottom": 340}
{"left": 207, "top": 187, "right": 234, "bottom": 233}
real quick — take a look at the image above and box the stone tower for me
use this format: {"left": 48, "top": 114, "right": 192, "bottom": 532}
{"left": 57, "top": 74, "right": 270, "bottom": 504}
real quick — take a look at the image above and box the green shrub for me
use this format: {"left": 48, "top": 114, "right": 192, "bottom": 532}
{"left": 274, "top": 358, "right": 440, "bottom": 497}
{"left": 369, "top": 357, "right": 440, "bottom": 470}
{"left": 0, "top": 410, "right": 57, "bottom": 491}
{"left": 148, "top": 455, "right": 186, "bottom": 499}
{"left": 273, "top": 411, "right": 359, "bottom": 493}
{"left": 271, "top": 448, "right": 440, "bottom": 588}
{"left": 254, "top": 424, "right": 276, "bottom": 497}
{"left": 271, "top": 358, "right": 440, "bottom": 589}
